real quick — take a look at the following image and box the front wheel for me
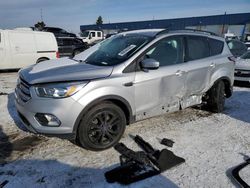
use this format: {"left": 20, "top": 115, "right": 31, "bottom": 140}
{"left": 205, "top": 80, "right": 225, "bottom": 113}
{"left": 77, "top": 102, "right": 126, "bottom": 151}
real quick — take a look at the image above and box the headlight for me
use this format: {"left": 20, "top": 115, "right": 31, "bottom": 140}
{"left": 35, "top": 82, "right": 88, "bottom": 98}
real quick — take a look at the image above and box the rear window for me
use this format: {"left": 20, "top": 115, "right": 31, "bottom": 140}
{"left": 208, "top": 38, "right": 224, "bottom": 56}
{"left": 186, "top": 36, "right": 210, "bottom": 61}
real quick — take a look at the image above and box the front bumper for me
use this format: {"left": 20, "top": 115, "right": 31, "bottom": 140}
{"left": 14, "top": 86, "right": 84, "bottom": 136}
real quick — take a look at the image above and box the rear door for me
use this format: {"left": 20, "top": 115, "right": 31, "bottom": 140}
{"left": 183, "top": 35, "right": 212, "bottom": 104}
{"left": 134, "top": 36, "right": 187, "bottom": 120}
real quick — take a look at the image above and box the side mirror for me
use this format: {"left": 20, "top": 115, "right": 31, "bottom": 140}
{"left": 141, "top": 58, "right": 160, "bottom": 70}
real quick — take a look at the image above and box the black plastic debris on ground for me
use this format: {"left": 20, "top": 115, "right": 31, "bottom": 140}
{"left": 0, "top": 180, "right": 9, "bottom": 188}
{"left": 105, "top": 135, "right": 185, "bottom": 185}
{"left": 160, "top": 138, "right": 175, "bottom": 147}
{"left": 231, "top": 158, "right": 250, "bottom": 188}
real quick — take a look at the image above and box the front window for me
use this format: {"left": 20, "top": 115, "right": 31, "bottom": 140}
{"left": 81, "top": 31, "right": 90, "bottom": 38}
{"left": 76, "top": 34, "right": 152, "bottom": 66}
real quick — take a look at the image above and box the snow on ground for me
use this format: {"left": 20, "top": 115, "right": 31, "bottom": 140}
{"left": 0, "top": 72, "right": 249, "bottom": 188}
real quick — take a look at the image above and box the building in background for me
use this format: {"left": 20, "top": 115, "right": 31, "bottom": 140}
{"left": 80, "top": 12, "right": 250, "bottom": 38}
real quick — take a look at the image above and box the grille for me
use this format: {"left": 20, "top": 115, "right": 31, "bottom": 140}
{"left": 235, "top": 69, "right": 250, "bottom": 78}
{"left": 16, "top": 78, "right": 31, "bottom": 103}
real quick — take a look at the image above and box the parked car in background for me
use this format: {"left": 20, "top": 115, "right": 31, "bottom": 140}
{"left": 227, "top": 39, "right": 247, "bottom": 57}
{"left": 234, "top": 51, "right": 250, "bottom": 83}
{"left": 0, "top": 28, "right": 58, "bottom": 70}
{"left": 242, "top": 32, "right": 250, "bottom": 50}
{"left": 80, "top": 30, "right": 104, "bottom": 45}
{"left": 42, "top": 27, "right": 76, "bottom": 38}
{"left": 15, "top": 29, "right": 234, "bottom": 151}
{"left": 56, "top": 37, "right": 88, "bottom": 57}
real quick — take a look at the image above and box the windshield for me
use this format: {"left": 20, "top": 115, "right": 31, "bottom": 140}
{"left": 241, "top": 51, "right": 250, "bottom": 59}
{"left": 81, "top": 31, "right": 90, "bottom": 38}
{"left": 76, "top": 34, "right": 152, "bottom": 66}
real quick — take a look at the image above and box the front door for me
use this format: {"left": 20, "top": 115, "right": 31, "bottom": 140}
{"left": 134, "top": 36, "right": 187, "bottom": 120}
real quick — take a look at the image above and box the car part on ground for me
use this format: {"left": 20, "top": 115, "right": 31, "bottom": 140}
{"left": 15, "top": 29, "right": 234, "bottom": 150}
{"left": 105, "top": 135, "right": 185, "bottom": 185}
{"left": 0, "top": 180, "right": 9, "bottom": 188}
{"left": 160, "top": 138, "right": 175, "bottom": 147}
{"left": 231, "top": 158, "right": 250, "bottom": 188}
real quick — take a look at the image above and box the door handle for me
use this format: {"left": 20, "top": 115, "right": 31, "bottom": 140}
{"left": 175, "top": 70, "right": 185, "bottom": 76}
{"left": 210, "top": 63, "right": 215, "bottom": 68}
{"left": 123, "top": 82, "right": 133, "bottom": 87}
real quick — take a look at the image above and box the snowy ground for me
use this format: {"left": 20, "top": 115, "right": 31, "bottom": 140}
{"left": 0, "top": 72, "right": 249, "bottom": 188}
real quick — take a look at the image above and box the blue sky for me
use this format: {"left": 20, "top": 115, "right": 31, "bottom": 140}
{"left": 0, "top": 0, "right": 249, "bottom": 33}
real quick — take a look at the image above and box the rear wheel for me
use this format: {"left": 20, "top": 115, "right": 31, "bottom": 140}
{"left": 77, "top": 102, "right": 126, "bottom": 151}
{"left": 205, "top": 80, "right": 225, "bottom": 113}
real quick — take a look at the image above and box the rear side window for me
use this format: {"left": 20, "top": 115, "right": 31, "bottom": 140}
{"left": 186, "top": 36, "right": 209, "bottom": 61}
{"left": 208, "top": 38, "right": 224, "bottom": 56}
{"left": 97, "top": 32, "right": 101, "bottom": 37}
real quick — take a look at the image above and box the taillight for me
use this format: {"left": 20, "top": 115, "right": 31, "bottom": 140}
{"left": 56, "top": 51, "right": 60, "bottom": 58}
{"left": 228, "top": 56, "right": 236, "bottom": 64}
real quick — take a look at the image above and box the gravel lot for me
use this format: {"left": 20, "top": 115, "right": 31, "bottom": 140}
{"left": 0, "top": 72, "right": 249, "bottom": 188}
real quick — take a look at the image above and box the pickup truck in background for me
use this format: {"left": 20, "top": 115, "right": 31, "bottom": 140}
{"left": 80, "top": 30, "right": 104, "bottom": 45}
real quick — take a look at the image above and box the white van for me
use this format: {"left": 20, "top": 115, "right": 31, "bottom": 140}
{"left": 80, "top": 30, "right": 104, "bottom": 45}
{"left": 0, "top": 28, "right": 59, "bottom": 70}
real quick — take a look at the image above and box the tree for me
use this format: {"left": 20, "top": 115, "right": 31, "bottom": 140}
{"left": 96, "top": 16, "right": 103, "bottom": 25}
{"left": 34, "top": 21, "right": 46, "bottom": 31}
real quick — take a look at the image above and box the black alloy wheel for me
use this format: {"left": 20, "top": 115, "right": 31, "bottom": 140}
{"left": 77, "top": 102, "right": 126, "bottom": 151}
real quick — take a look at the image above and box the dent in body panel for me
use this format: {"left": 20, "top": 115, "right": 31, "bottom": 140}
{"left": 180, "top": 94, "right": 203, "bottom": 109}
{"left": 135, "top": 66, "right": 186, "bottom": 121}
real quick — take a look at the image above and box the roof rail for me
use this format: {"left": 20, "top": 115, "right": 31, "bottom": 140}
{"left": 156, "top": 28, "right": 219, "bottom": 37}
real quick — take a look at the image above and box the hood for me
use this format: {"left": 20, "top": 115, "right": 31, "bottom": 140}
{"left": 19, "top": 58, "right": 113, "bottom": 85}
{"left": 235, "top": 58, "right": 250, "bottom": 70}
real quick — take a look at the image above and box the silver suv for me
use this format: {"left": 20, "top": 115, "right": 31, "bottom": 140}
{"left": 15, "top": 29, "right": 234, "bottom": 151}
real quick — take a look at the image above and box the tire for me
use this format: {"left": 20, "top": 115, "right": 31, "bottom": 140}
{"left": 36, "top": 58, "right": 48, "bottom": 64}
{"left": 206, "top": 80, "right": 225, "bottom": 113}
{"left": 77, "top": 102, "right": 126, "bottom": 151}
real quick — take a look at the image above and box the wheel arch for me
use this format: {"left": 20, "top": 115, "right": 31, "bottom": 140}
{"left": 210, "top": 76, "right": 233, "bottom": 98}
{"left": 72, "top": 95, "right": 135, "bottom": 134}
{"left": 36, "top": 57, "right": 49, "bottom": 64}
